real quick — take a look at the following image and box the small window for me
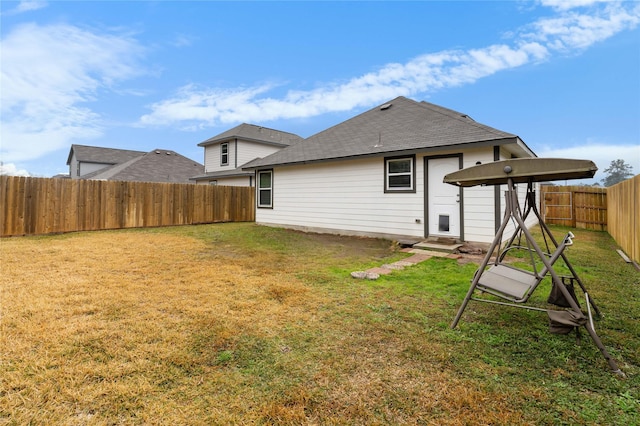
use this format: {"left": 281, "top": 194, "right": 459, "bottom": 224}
{"left": 257, "top": 170, "right": 273, "bottom": 208}
{"left": 221, "top": 143, "right": 229, "bottom": 166}
{"left": 385, "top": 156, "right": 415, "bottom": 193}
{"left": 209, "top": 180, "right": 218, "bottom": 185}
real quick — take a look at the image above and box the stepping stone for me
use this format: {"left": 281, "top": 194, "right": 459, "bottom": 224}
{"left": 381, "top": 263, "right": 405, "bottom": 270}
{"left": 350, "top": 271, "right": 380, "bottom": 280}
{"left": 366, "top": 267, "right": 393, "bottom": 275}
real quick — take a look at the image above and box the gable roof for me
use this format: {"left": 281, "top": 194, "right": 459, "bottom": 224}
{"left": 83, "top": 149, "right": 204, "bottom": 183}
{"left": 244, "top": 96, "right": 535, "bottom": 169}
{"left": 66, "top": 144, "right": 146, "bottom": 166}
{"left": 198, "top": 123, "right": 303, "bottom": 148}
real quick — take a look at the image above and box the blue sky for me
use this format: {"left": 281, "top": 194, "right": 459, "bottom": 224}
{"left": 1, "top": 0, "right": 639, "bottom": 184}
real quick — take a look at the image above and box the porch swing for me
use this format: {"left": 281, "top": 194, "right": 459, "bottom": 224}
{"left": 445, "top": 158, "right": 622, "bottom": 375}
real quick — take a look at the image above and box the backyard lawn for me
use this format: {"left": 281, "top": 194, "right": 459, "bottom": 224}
{"left": 1, "top": 223, "right": 638, "bottom": 425}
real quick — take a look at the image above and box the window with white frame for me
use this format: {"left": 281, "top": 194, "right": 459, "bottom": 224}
{"left": 385, "top": 156, "right": 415, "bottom": 192}
{"left": 221, "top": 142, "right": 229, "bottom": 166}
{"left": 257, "top": 170, "right": 273, "bottom": 208}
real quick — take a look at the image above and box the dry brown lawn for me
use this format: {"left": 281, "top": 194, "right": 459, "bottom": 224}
{"left": 1, "top": 224, "right": 635, "bottom": 425}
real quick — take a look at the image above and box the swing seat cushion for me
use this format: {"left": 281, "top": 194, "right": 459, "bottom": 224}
{"left": 477, "top": 265, "right": 539, "bottom": 300}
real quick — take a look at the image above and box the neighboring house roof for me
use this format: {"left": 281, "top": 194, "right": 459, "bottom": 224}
{"left": 190, "top": 159, "right": 259, "bottom": 182}
{"left": 244, "top": 96, "right": 535, "bottom": 169}
{"left": 190, "top": 169, "right": 254, "bottom": 181}
{"left": 83, "top": 149, "right": 204, "bottom": 183}
{"left": 66, "top": 144, "right": 146, "bottom": 166}
{"left": 198, "top": 123, "right": 303, "bottom": 147}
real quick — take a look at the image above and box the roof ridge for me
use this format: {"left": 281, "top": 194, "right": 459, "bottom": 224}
{"left": 417, "top": 100, "right": 516, "bottom": 138}
{"left": 240, "top": 123, "right": 303, "bottom": 138}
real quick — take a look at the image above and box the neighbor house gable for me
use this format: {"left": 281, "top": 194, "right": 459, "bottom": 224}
{"left": 66, "top": 144, "right": 146, "bottom": 179}
{"left": 193, "top": 123, "right": 303, "bottom": 185}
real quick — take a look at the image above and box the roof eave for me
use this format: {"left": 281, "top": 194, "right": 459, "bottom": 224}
{"left": 198, "top": 136, "right": 293, "bottom": 148}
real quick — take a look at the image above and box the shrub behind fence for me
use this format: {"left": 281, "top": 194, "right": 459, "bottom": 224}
{"left": 0, "top": 176, "right": 255, "bottom": 237}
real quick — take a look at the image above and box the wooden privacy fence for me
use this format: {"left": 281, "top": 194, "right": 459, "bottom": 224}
{"left": 540, "top": 185, "right": 607, "bottom": 231}
{"left": 0, "top": 176, "right": 255, "bottom": 237}
{"left": 607, "top": 175, "right": 640, "bottom": 264}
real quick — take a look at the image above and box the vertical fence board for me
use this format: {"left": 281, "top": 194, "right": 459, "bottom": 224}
{"left": 1, "top": 177, "right": 255, "bottom": 237}
{"left": 607, "top": 175, "right": 639, "bottom": 263}
{"left": 541, "top": 185, "right": 607, "bottom": 230}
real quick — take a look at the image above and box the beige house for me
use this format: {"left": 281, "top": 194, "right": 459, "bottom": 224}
{"left": 190, "top": 123, "right": 302, "bottom": 186}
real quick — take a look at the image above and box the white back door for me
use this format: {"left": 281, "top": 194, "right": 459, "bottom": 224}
{"left": 427, "top": 157, "right": 461, "bottom": 239}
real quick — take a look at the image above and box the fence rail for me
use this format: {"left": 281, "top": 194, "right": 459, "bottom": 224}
{"left": 607, "top": 175, "right": 640, "bottom": 264}
{"left": 1, "top": 176, "right": 255, "bottom": 237}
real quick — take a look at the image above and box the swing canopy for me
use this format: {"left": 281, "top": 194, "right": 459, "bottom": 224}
{"left": 443, "top": 158, "right": 597, "bottom": 187}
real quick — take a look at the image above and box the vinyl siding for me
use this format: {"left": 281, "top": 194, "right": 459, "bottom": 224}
{"left": 236, "top": 141, "right": 283, "bottom": 167}
{"left": 257, "top": 157, "right": 426, "bottom": 240}
{"left": 256, "top": 148, "right": 537, "bottom": 244}
{"left": 79, "top": 162, "right": 111, "bottom": 177}
{"left": 204, "top": 140, "right": 286, "bottom": 173}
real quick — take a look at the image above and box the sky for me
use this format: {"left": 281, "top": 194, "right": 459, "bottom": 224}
{"left": 1, "top": 0, "right": 639, "bottom": 185}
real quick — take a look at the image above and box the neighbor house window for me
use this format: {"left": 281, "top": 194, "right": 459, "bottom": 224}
{"left": 385, "top": 156, "right": 415, "bottom": 193}
{"left": 221, "top": 143, "right": 229, "bottom": 166}
{"left": 257, "top": 170, "right": 273, "bottom": 208}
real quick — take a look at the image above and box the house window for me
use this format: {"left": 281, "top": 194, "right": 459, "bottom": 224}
{"left": 385, "top": 156, "right": 415, "bottom": 193}
{"left": 221, "top": 143, "right": 229, "bottom": 166}
{"left": 257, "top": 170, "right": 273, "bottom": 208}
{"left": 209, "top": 180, "right": 218, "bottom": 185}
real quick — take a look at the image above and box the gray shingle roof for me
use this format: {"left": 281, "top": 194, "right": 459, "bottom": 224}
{"left": 84, "top": 149, "right": 204, "bottom": 183}
{"left": 244, "top": 96, "right": 533, "bottom": 169}
{"left": 190, "top": 158, "right": 259, "bottom": 181}
{"left": 66, "top": 144, "right": 146, "bottom": 165}
{"left": 190, "top": 169, "right": 254, "bottom": 181}
{"left": 198, "top": 123, "right": 303, "bottom": 147}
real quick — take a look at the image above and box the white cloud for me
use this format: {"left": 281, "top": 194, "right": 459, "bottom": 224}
{"left": 140, "top": 41, "right": 551, "bottom": 129}
{"left": 139, "top": 1, "right": 640, "bottom": 129}
{"left": 525, "top": 2, "right": 640, "bottom": 51}
{"left": 537, "top": 142, "right": 640, "bottom": 183}
{"left": 538, "top": 0, "right": 612, "bottom": 12}
{"left": 2, "top": 0, "right": 48, "bottom": 16}
{"left": 0, "top": 162, "right": 31, "bottom": 177}
{"left": 0, "top": 23, "right": 146, "bottom": 163}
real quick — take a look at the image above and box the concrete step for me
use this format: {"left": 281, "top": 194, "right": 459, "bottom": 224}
{"left": 412, "top": 241, "right": 463, "bottom": 253}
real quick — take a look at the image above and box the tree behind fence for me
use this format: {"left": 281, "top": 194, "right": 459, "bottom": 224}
{"left": 1, "top": 176, "right": 255, "bottom": 237}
